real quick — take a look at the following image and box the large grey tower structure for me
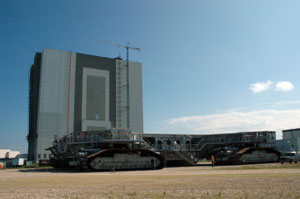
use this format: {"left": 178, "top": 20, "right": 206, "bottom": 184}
{"left": 28, "top": 48, "right": 143, "bottom": 162}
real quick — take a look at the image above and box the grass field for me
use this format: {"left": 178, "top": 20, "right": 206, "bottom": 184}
{"left": 0, "top": 163, "right": 300, "bottom": 199}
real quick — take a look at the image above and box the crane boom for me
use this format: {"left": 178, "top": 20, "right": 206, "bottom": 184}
{"left": 97, "top": 41, "right": 140, "bottom": 57}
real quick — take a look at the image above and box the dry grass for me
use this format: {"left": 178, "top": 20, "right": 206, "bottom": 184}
{"left": 0, "top": 164, "right": 300, "bottom": 198}
{"left": 216, "top": 162, "right": 300, "bottom": 170}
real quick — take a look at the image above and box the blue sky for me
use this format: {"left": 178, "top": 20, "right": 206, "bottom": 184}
{"left": 1, "top": 0, "right": 300, "bottom": 153}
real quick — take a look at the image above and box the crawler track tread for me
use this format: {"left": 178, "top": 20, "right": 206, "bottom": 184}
{"left": 86, "top": 148, "right": 165, "bottom": 171}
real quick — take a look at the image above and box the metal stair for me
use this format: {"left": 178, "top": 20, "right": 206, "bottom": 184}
{"left": 174, "top": 150, "right": 197, "bottom": 166}
{"left": 142, "top": 138, "right": 155, "bottom": 150}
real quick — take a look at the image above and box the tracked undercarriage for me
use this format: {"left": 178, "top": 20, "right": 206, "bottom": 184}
{"left": 213, "top": 147, "right": 280, "bottom": 165}
{"left": 83, "top": 149, "right": 164, "bottom": 171}
{"left": 47, "top": 129, "right": 165, "bottom": 171}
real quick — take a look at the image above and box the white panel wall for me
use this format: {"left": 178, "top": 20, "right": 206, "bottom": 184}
{"left": 116, "top": 60, "right": 143, "bottom": 133}
{"left": 129, "top": 61, "right": 143, "bottom": 133}
{"left": 36, "top": 48, "right": 76, "bottom": 160}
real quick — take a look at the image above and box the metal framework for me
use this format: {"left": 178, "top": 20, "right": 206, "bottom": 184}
{"left": 48, "top": 129, "right": 279, "bottom": 169}
{"left": 143, "top": 131, "right": 277, "bottom": 165}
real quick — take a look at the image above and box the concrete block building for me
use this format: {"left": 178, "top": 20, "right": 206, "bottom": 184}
{"left": 27, "top": 48, "right": 143, "bottom": 162}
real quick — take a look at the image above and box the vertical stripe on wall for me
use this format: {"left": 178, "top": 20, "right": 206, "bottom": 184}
{"left": 67, "top": 52, "right": 72, "bottom": 136}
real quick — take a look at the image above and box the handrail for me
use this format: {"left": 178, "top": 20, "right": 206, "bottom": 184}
{"left": 55, "top": 129, "right": 143, "bottom": 144}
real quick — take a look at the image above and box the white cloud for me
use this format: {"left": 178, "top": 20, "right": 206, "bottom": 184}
{"left": 226, "top": 101, "right": 300, "bottom": 112}
{"left": 249, "top": 81, "right": 273, "bottom": 93}
{"left": 276, "top": 81, "right": 294, "bottom": 92}
{"left": 161, "top": 109, "right": 300, "bottom": 139}
{"left": 249, "top": 80, "right": 295, "bottom": 93}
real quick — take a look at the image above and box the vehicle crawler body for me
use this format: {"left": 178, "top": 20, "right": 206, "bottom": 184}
{"left": 196, "top": 131, "right": 281, "bottom": 165}
{"left": 47, "top": 129, "right": 165, "bottom": 171}
{"left": 211, "top": 146, "right": 281, "bottom": 165}
{"left": 48, "top": 129, "right": 281, "bottom": 171}
{"left": 143, "top": 131, "right": 281, "bottom": 165}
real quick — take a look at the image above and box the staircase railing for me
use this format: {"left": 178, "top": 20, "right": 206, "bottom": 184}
{"left": 174, "top": 150, "right": 197, "bottom": 166}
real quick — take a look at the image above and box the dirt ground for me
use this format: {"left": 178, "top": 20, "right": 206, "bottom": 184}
{"left": 0, "top": 163, "right": 300, "bottom": 199}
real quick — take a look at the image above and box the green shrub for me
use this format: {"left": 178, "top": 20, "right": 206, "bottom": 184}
{"left": 25, "top": 163, "right": 39, "bottom": 168}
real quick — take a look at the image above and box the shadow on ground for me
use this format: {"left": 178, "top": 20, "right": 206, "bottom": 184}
{"left": 17, "top": 163, "right": 239, "bottom": 173}
{"left": 18, "top": 167, "right": 81, "bottom": 173}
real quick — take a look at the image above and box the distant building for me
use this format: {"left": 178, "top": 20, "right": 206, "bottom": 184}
{"left": 27, "top": 48, "right": 143, "bottom": 162}
{"left": 283, "top": 128, "right": 300, "bottom": 140}
{"left": 0, "top": 149, "right": 19, "bottom": 159}
{"left": 12, "top": 154, "right": 27, "bottom": 167}
{"left": 0, "top": 149, "right": 23, "bottom": 168}
{"left": 276, "top": 128, "right": 300, "bottom": 153}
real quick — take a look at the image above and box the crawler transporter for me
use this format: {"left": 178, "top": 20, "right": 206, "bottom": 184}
{"left": 47, "top": 129, "right": 165, "bottom": 171}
